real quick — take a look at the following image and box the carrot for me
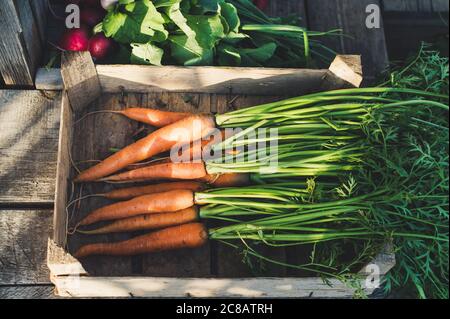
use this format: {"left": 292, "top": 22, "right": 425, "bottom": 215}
{"left": 78, "top": 189, "right": 195, "bottom": 226}
{"left": 74, "top": 223, "right": 208, "bottom": 258}
{"left": 79, "top": 207, "right": 199, "bottom": 235}
{"left": 74, "top": 114, "right": 216, "bottom": 182}
{"left": 101, "top": 162, "right": 207, "bottom": 182}
{"left": 119, "top": 108, "right": 190, "bottom": 127}
{"left": 75, "top": 108, "right": 190, "bottom": 127}
{"left": 201, "top": 173, "right": 250, "bottom": 187}
{"left": 104, "top": 181, "right": 205, "bottom": 200}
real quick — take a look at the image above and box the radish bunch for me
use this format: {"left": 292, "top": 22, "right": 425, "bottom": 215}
{"left": 58, "top": 0, "right": 115, "bottom": 61}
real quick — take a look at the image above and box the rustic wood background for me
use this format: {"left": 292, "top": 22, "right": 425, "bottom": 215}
{"left": 0, "top": 0, "right": 448, "bottom": 298}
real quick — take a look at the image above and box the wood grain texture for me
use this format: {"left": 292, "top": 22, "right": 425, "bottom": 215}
{"left": 266, "top": 0, "right": 308, "bottom": 25}
{"left": 53, "top": 93, "right": 72, "bottom": 247}
{"left": 383, "top": 0, "right": 449, "bottom": 12}
{"left": 14, "top": 0, "right": 43, "bottom": 75}
{"left": 61, "top": 52, "right": 102, "bottom": 112}
{"left": 0, "top": 0, "right": 35, "bottom": 86}
{"left": 95, "top": 65, "right": 327, "bottom": 95}
{"left": 0, "top": 285, "right": 56, "bottom": 299}
{"left": 35, "top": 65, "right": 331, "bottom": 95}
{"left": 0, "top": 210, "right": 52, "bottom": 285}
{"left": 29, "top": 0, "right": 48, "bottom": 43}
{"left": 0, "top": 90, "right": 61, "bottom": 204}
{"left": 307, "top": 0, "right": 389, "bottom": 81}
{"left": 52, "top": 276, "right": 376, "bottom": 298}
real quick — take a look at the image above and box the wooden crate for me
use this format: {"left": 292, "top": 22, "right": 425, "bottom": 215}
{"left": 0, "top": 0, "right": 48, "bottom": 87}
{"left": 45, "top": 52, "right": 394, "bottom": 298}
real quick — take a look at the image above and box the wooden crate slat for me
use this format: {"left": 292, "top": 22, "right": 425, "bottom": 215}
{"left": 267, "top": 0, "right": 308, "bottom": 25}
{"left": 0, "top": 285, "right": 56, "bottom": 299}
{"left": 383, "top": 0, "right": 449, "bottom": 12}
{"left": 0, "top": 209, "right": 53, "bottom": 285}
{"left": 306, "top": 0, "right": 389, "bottom": 81}
{"left": 29, "top": 0, "right": 48, "bottom": 43}
{"left": 51, "top": 276, "right": 379, "bottom": 298}
{"left": 0, "top": 0, "right": 35, "bottom": 86}
{"left": 14, "top": 0, "right": 43, "bottom": 74}
{"left": 0, "top": 90, "right": 61, "bottom": 204}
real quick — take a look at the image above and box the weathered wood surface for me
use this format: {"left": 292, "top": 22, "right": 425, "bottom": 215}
{"left": 52, "top": 276, "right": 378, "bottom": 298}
{"left": 0, "top": 0, "right": 35, "bottom": 86}
{"left": 266, "top": 0, "right": 308, "bottom": 25}
{"left": 383, "top": 0, "right": 449, "bottom": 12}
{"left": 0, "top": 210, "right": 52, "bottom": 285}
{"left": 61, "top": 52, "right": 102, "bottom": 112}
{"left": 0, "top": 285, "right": 55, "bottom": 299}
{"left": 307, "top": 0, "right": 389, "bottom": 81}
{"left": 29, "top": 0, "right": 48, "bottom": 43}
{"left": 37, "top": 65, "right": 329, "bottom": 96}
{"left": 0, "top": 90, "right": 61, "bottom": 204}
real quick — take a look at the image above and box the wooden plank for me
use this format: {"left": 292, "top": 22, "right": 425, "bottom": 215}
{"left": 29, "top": 0, "right": 49, "bottom": 43}
{"left": 52, "top": 276, "right": 375, "bottom": 298}
{"left": 36, "top": 65, "right": 329, "bottom": 95}
{"left": 53, "top": 92, "right": 72, "bottom": 247}
{"left": 267, "top": 0, "right": 308, "bottom": 26}
{"left": 14, "top": 0, "right": 43, "bottom": 75}
{"left": 0, "top": 210, "right": 52, "bottom": 285}
{"left": 307, "top": 0, "right": 389, "bottom": 81}
{"left": 36, "top": 68, "right": 64, "bottom": 90}
{"left": 0, "top": 285, "right": 56, "bottom": 299}
{"left": 383, "top": 0, "right": 448, "bottom": 12}
{"left": 0, "top": 0, "right": 34, "bottom": 86}
{"left": 61, "top": 52, "right": 102, "bottom": 112}
{"left": 0, "top": 90, "right": 61, "bottom": 204}
{"left": 383, "top": 0, "right": 433, "bottom": 12}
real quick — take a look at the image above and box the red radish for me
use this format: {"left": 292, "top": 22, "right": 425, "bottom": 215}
{"left": 59, "top": 26, "right": 90, "bottom": 51}
{"left": 80, "top": 7, "right": 105, "bottom": 27}
{"left": 82, "top": 0, "right": 102, "bottom": 8}
{"left": 253, "top": 0, "right": 269, "bottom": 10}
{"left": 89, "top": 33, "right": 115, "bottom": 60}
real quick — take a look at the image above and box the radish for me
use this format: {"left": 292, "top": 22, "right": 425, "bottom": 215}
{"left": 80, "top": 7, "right": 105, "bottom": 27}
{"left": 59, "top": 26, "right": 90, "bottom": 51}
{"left": 101, "top": 0, "right": 118, "bottom": 10}
{"left": 253, "top": 0, "right": 269, "bottom": 10}
{"left": 89, "top": 33, "right": 115, "bottom": 60}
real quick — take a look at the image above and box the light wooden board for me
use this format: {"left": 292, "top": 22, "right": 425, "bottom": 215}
{"left": 51, "top": 276, "right": 377, "bottom": 298}
{"left": 37, "top": 65, "right": 329, "bottom": 96}
{"left": 307, "top": 0, "right": 389, "bottom": 81}
{"left": 0, "top": 210, "right": 52, "bottom": 285}
{"left": 0, "top": 285, "right": 55, "bottom": 299}
{"left": 0, "top": 90, "right": 61, "bottom": 204}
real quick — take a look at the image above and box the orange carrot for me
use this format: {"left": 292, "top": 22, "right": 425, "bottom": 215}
{"left": 119, "top": 108, "right": 190, "bottom": 127}
{"left": 201, "top": 173, "right": 250, "bottom": 187}
{"left": 101, "top": 162, "right": 207, "bottom": 182}
{"left": 104, "top": 181, "right": 205, "bottom": 200}
{"left": 79, "top": 207, "right": 199, "bottom": 235}
{"left": 75, "top": 115, "right": 216, "bottom": 182}
{"left": 78, "top": 189, "right": 194, "bottom": 226}
{"left": 74, "top": 223, "right": 208, "bottom": 258}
